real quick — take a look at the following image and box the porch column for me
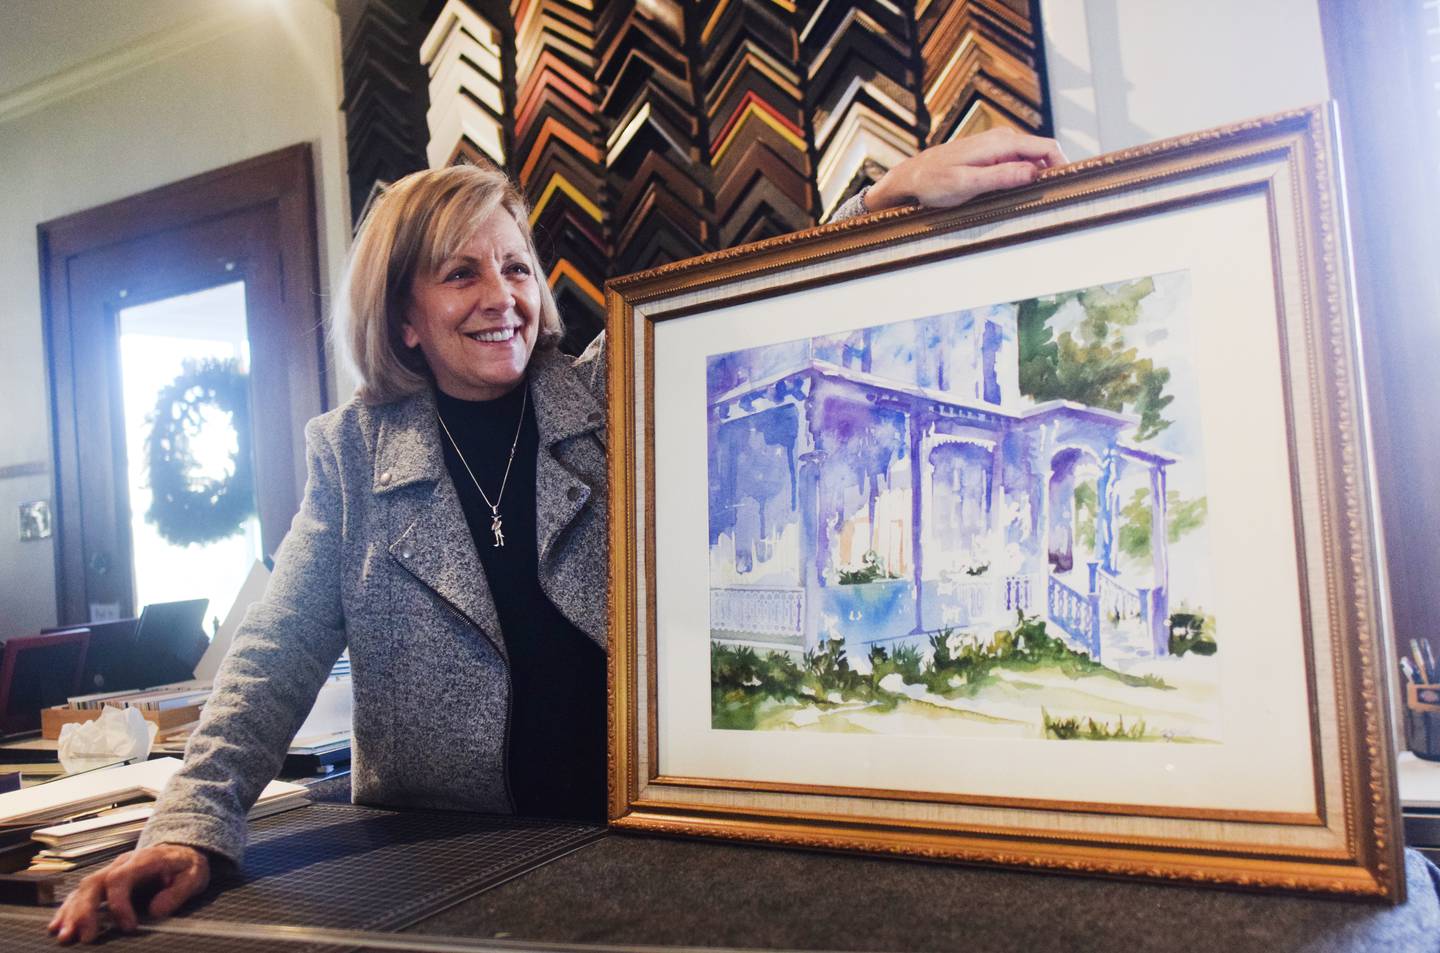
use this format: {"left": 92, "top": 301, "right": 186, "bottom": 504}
{"left": 1149, "top": 464, "right": 1170, "bottom": 656}
{"left": 1096, "top": 449, "right": 1120, "bottom": 574}
{"left": 909, "top": 402, "right": 927, "bottom": 635}
{"left": 798, "top": 449, "right": 827, "bottom": 652}
{"left": 991, "top": 432, "right": 1006, "bottom": 539}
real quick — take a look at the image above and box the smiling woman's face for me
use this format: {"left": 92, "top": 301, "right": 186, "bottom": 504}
{"left": 401, "top": 211, "right": 542, "bottom": 401}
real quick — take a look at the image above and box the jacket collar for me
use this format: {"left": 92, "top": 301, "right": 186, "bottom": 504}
{"left": 526, "top": 346, "right": 606, "bottom": 562}
{"left": 528, "top": 345, "right": 606, "bottom": 448}
{"left": 368, "top": 346, "right": 606, "bottom": 651}
{"left": 371, "top": 387, "right": 443, "bottom": 494}
{"left": 370, "top": 345, "right": 602, "bottom": 496}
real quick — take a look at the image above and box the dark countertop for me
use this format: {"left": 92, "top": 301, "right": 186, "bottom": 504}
{"left": 408, "top": 831, "right": 1440, "bottom": 953}
{"left": 5, "top": 780, "right": 1439, "bottom": 953}
{"left": 300, "top": 773, "right": 1440, "bottom": 952}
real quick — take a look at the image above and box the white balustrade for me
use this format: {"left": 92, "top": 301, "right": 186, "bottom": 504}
{"left": 710, "top": 587, "right": 805, "bottom": 636}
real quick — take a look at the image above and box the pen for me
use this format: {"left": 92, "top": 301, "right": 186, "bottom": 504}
{"left": 1411, "top": 639, "right": 1429, "bottom": 683}
{"left": 1400, "top": 657, "right": 1417, "bottom": 684}
{"left": 1422, "top": 639, "right": 1438, "bottom": 685}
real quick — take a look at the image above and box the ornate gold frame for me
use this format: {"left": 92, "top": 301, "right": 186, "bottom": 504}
{"left": 605, "top": 106, "right": 1403, "bottom": 901}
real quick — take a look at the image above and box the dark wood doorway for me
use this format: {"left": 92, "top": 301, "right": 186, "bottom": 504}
{"left": 40, "top": 145, "right": 327, "bottom": 625}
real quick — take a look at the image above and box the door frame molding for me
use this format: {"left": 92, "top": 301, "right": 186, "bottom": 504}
{"left": 39, "top": 144, "right": 327, "bottom": 624}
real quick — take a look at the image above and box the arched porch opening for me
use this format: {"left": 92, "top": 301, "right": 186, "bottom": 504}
{"left": 1046, "top": 446, "right": 1102, "bottom": 579}
{"left": 928, "top": 440, "right": 995, "bottom": 575}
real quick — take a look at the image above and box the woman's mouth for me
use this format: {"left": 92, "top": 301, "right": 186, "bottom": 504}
{"left": 466, "top": 327, "right": 516, "bottom": 343}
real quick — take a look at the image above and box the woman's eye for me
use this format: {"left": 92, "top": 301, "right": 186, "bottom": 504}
{"left": 445, "top": 267, "right": 474, "bottom": 281}
{"left": 505, "top": 262, "right": 532, "bottom": 278}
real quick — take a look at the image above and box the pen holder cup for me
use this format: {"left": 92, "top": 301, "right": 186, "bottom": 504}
{"left": 1405, "top": 683, "right": 1440, "bottom": 762}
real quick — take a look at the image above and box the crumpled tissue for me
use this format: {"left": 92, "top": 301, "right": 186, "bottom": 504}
{"left": 58, "top": 706, "right": 158, "bottom": 774}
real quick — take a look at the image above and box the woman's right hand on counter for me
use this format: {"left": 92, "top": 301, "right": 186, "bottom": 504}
{"left": 48, "top": 843, "right": 211, "bottom": 944}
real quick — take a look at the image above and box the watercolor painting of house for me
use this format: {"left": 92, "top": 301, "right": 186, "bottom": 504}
{"left": 707, "top": 271, "right": 1221, "bottom": 740}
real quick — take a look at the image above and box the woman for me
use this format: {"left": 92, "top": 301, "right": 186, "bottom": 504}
{"left": 49, "top": 127, "right": 1064, "bottom": 944}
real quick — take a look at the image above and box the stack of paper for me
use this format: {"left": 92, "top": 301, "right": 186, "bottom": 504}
{"left": 0, "top": 758, "right": 184, "bottom": 827}
{"left": 33, "top": 806, "right": 152, "bottom": 853}
{"left": 27, "top": 781, "right": 306, "bottom": 872}
{"left": 154, "top": 675, "right": 353, "bottom": 767}
{"left": 1399, "top": 751, "right": 1440, "bottom": 809}
{"left": 67, "top": 683, "right": 212, "bottom": 712}
{"left": 0, "top": 758, "right": 308, "bottom": 873}
{"left": 44, "top": 683, "right": 215, "bottom": 741}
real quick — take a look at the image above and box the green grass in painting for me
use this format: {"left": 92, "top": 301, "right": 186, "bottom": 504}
{"left": 1042, "top": 707, "right": 1147, "bottom": 741}
{"left": 710, "top": 611, "right": 1172, "bottom": 729}
{"left": 916, "top": 613, "right": 1171, "bottom": 696}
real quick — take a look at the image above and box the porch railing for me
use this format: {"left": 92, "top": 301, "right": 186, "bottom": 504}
{"left": 1096, "top": 567, "right": 1141, "bottom": 621}
{"left": 1003, "top": 573, "right": 1037, "bottom": 613}
{"left": 952, "top": 578, "right": 989, "bottom": 619}
{"left": 710, "top": 586, "right": 805, "bottom": 637}
{"left": 1048, "top": 575, "right": 1101, "bottom": 658}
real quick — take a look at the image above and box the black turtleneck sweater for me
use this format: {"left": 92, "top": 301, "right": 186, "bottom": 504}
{"left": 434, "top": 382, "right": 607, "bottom": 823}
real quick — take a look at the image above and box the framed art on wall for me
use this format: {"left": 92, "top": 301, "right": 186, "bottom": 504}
{"left": 605, "top": 106, "right": 1404, "bottom": 901}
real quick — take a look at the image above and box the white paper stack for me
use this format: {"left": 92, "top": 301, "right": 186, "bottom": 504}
{"left": 67, "top": 683, "right": 212, "bottom": 712}
{"left": 0, "top": 758, "right": 184, "bottom": 828}
{"left": 1399, "top": 751, "right": 1440, "bottom": 809}
{"left": 26, "top": 781, "right": 307, "bottom": 872}
{"left": 0, "top": 758, "right": 308, "bottom": 872}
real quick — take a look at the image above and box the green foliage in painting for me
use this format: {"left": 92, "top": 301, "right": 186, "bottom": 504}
{"left": 1073, "top": 481, "right": 1098, "bottom": 555}
{"left": 1042, "top": 708, "right": 1148, "bottom": 740}
{"left": 890, "top": 644, "right": 924, "bottom": 683}
{"left": 927, "top": 628, "right": 954, "bottom": 669}
{"left": 801, "top": 638, "right": 868, "bottom": 700}
{"left": 836, "top": 550, "right": 897, "bottom": 585}
{"left": 1016, "top": 278, "right": 1175, "bottom": 442}
{"left": 1117, "top": 489, "right": 1209, "bottom": 561}
{"left": 1168, "top": 609, "right": 1218, "bottom": 657}
{"left": 711, "top": 612, "right": 1173, "bottom": 728}
{"left": 711, "top": 644, "right": 807, "bottom": 729}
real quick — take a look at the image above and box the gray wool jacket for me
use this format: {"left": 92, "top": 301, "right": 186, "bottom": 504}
{"left": 137, "top": 344, "right": 609, "bottom": 865}
{"left": 137, "top": 192, "right": 871, "bottom": 866}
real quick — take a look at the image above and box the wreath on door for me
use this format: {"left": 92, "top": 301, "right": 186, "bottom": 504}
{"left": 144, "top": 357, "right": 256, "bottom": 546}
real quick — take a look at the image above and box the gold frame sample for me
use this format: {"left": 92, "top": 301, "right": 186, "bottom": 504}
{"left": 605, "top": 106, "right": 1403, "bottom": 901}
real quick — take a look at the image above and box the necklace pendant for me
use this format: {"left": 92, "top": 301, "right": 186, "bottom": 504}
{"left": 490, "top": 513, "right": 505, "bottom": 548}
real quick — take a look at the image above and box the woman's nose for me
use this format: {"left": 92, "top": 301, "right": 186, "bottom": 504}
{"left": 475, "top": 265, "right": 514, "bottom": 311}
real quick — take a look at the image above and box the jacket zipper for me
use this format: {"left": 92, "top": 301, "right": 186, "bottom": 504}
{"left": 414, "top": 582, "right": 517, "bottom": 814}
{"left": 500, "top": 663, "right": 516, "bottom": 814}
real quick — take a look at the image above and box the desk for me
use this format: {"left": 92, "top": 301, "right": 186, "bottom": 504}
{"left": 2, "top": 776, "right": 1437, "bottom": 953}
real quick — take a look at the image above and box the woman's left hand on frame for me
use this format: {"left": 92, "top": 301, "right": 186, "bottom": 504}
{"left": 865, "top": 127, "right": 1068, "bottom": 212}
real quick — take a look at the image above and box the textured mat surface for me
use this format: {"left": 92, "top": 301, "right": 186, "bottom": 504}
{"left": 12, "top": 803, "right": 603, "bottom": 950}
{"left": 408, "top": 834, "right": 1440, "bottom": 953}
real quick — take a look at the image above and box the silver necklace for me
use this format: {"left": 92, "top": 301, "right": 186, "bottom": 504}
{"left": 436, "top": 387, "right": 527, "bottom": 548}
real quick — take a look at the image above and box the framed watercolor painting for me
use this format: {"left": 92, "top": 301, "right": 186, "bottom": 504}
{"left": 605, "top": 106, "right": 1404, "bottom": 901}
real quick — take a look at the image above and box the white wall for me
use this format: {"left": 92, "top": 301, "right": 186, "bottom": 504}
{"left": 0, "top": 1, "right": 349, "bottom": 638}
{"left": 1042, "top": 0, "right": 1331, "bottom": 158}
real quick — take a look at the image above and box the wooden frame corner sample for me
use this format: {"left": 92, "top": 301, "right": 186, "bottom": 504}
{"left": 605, "top": 105, "right": 1404, "bottom": 902}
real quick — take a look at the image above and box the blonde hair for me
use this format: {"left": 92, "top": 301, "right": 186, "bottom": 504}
{"left": 335, "top": 164, "right": 563, "bottom": 404}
